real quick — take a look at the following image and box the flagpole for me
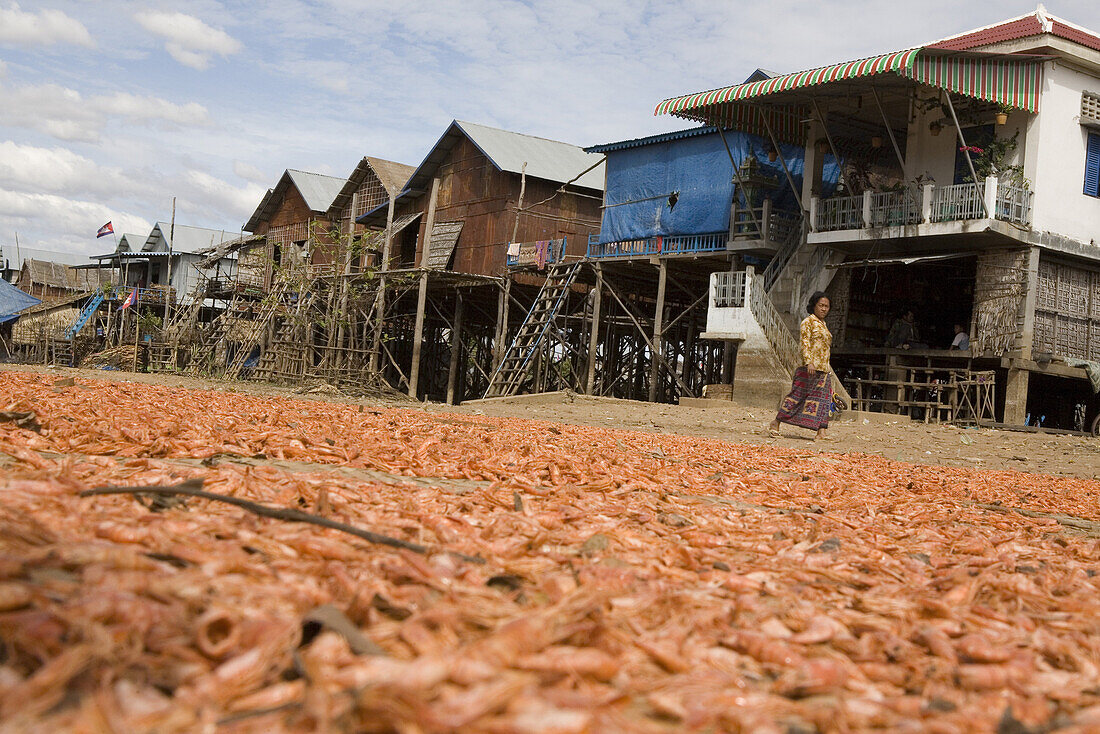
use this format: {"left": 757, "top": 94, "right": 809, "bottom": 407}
{"left": 165, "top": 197, "right": 175, "bottom": 327}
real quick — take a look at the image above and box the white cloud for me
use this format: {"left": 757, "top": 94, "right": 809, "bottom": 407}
{"left": 0, "top": 2, "right": 94, "bottom": 47}
{"left": 97, "top": 92, "right": 209, "bottom": 126}
{"left": 0, "top": 82, "right": 211, "bottom": 142}
{"left": 180, "top": 170, "right": 267, "bottom": 218}
{"left": 134, "top": 11, "right": 242, "bottom": 70}
{"left": 0, "top": 189, "right": 151, "bottom": 256}
{"left": 233, "top": 160, "right": 268, "bottom": 184}
{"left": 0, "top": 141, "right": 132, "bottom": 196}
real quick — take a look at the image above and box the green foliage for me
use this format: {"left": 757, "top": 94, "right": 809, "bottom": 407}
{"left": 964, "top": 130, "right": 1029, "bottom": 188}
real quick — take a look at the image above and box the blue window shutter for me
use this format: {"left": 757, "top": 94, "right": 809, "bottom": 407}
{"left": 1086, "top": 132, "right": 1100, "bottom": 197}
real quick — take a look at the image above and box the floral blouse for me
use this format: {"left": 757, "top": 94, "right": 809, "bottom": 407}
{"left": 799, "top": 314, "right": 832, "bottom": 372}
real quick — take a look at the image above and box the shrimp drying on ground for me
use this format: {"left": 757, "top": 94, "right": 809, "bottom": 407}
{"left": 1, "top": 369, "right": 1100, "bottom": 732}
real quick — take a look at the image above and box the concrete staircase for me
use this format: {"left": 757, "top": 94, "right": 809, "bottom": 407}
{"left": 744, "top": 219, "right": 851, "bottom": 409}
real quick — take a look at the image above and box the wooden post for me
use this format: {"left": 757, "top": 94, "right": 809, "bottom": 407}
{"left": 446, "top": 293, "right": 465, "bottom": 404}
{"left": 408, "top": 272, "right": 429, "bottom": 399}
{"left": 648, "top": 259, "right": 667, "bottom": 402}
{"left": 408, "top": 179, "right": 440, "bottom": 399}
{"left": 372, "top": 193, "right": 396, "bottom": 373}
{"left": 132, "top": 315, "right": 141, "bottom": 373}
{"left": 586, "top": 264, "right": 603, "bottom": 394}
{"left": 420, "top": 178, "right": 440, "bottom": 269}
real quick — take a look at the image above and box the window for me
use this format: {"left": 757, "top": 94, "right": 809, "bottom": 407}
{"left": 1086, "top": 132, "right": 1100, "bottom": 198}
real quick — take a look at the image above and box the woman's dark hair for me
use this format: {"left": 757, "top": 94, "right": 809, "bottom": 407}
{"left": 807, "top": 291, "right": 829, "bottom": 314}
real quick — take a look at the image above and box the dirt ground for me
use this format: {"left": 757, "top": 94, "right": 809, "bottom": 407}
{"left": 5, "top": 363, "right": 1098, "bottom": 481}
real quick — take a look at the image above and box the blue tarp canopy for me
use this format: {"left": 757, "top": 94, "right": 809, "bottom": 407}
{"left": 591, "top": 127, "right": 840, "bottom": 244}
{"left": 0, "top": 278, "right": 41, "bottom": 324}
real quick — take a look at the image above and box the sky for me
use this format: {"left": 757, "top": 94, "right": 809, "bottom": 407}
{"left": 1, "top": 0, "right": 1098, "bottom": 263}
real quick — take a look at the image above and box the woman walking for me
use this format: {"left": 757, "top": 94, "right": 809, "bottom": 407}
{"left": 769, "top": 291, "right": 833, "bottom": 441}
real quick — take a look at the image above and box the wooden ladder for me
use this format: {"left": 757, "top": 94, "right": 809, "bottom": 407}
{"left": 483, "top": 262, "right": 580, "bottom": 398}
{"left": 223, "top": 277, "right": 294, "bottom": 379}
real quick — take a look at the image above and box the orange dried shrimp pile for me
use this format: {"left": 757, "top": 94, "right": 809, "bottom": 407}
{"left": 2, "top": 370, "right": 1100, "bottom": 733}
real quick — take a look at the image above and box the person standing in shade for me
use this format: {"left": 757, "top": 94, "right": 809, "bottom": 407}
{"left": 769, "top": 291, "right": 833, "bottom": 441}
{"left": 950, "top": 323, "right": 970, "bottom": 350}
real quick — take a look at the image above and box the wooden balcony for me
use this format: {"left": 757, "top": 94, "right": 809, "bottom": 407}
{"left": 586, "top": 232, "right": 729, "bottom": 260}
{"left": 727, "top": 200, "right": 802, "bottom": 256}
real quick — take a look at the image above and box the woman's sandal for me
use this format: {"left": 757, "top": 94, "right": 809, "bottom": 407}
{"left": 768, "top": 428, "right": 782, "bottom": 438}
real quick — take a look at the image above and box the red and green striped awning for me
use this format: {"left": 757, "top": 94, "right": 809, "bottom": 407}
{"left": 656, "top": 48, "right": 1042, "bottom": 128}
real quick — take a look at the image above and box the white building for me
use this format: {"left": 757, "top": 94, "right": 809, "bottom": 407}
{"left": 665, "top": 7, "right": 1100, "bottom": 430}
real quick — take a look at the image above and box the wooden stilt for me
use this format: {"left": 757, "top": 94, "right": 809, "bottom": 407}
{"left": 446, "top": 293, "right": 465, "bottom": 404}
{"left": 408, "top": 271, "right": 429, "bottom": 398}
{"left": 586, "top": 264, "right": 603, "bottom": 394}
{"left": 493, "top": 276, "right": 511, "bottom": 370}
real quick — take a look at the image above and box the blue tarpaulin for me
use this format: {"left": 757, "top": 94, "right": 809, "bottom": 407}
{"left": 592, "top": 128, "right": 840, "bottom": 244}
{"left": 0, "top": 278, "right": 40, "bottom": 324}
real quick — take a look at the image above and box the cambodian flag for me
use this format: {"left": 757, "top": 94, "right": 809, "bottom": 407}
{"left": 120, "top": 288, "right": 137, "bottom": 310}
{"left": 96, "top": 221, "right": 114, "bottom": 238}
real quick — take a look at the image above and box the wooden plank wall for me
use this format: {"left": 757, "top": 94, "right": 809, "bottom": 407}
{"left": 400, "top": 136, "right": 601, "bottom": 276}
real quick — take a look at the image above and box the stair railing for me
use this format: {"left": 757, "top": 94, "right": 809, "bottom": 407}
{"left": 761, "top": 215, "right": 806, "bottom": 293}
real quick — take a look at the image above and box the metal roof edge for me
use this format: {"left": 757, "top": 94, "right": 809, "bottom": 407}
{"left": 585, "top": 126, "right": 720, "bottom": 153}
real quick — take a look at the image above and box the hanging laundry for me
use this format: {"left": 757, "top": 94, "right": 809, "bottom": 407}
{"left": 656, "top": 235, "right": 664, "bottom": 254}
{"left": 535, "top": 240, "right": 549, "bottom": 270}
{"left": 507, "top": 242, "right": 521, "bottom": 257}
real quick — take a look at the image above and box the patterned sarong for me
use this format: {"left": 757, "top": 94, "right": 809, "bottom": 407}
{"left": 776, "top": 366, "right": 831, "bottom": 430}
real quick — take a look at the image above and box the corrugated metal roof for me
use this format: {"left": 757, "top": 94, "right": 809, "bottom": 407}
{"left": 116, "top": 234, "right": 146, "bottom": 253}
{"left": 585, "top": 126, "right": 720, "bottom": 154}
{"left": 145, "top": 223, "right": 240, "bottom": 255}
{"left": 244, "top": 169, "right": 347, "bottom": 232}
{"left": 2, "top": 246, "right": 89, "bottom": 269}
{"left": 401, "top": 121, "right": 605, "bottom": 201}
{"left": 456, "top": 121, "right": 604, "bottom": 190}
{"left": 286, "top": 169, "right": 347, "bottom": 212}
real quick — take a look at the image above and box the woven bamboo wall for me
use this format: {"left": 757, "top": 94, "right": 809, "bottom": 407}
{"left": 972, "top": 249, "right": 1028, "bottom": 354}
{"left": 1033, "top": 256, "right": 1100, "bottom": 360}
{"left": 824, "top": 268, "right": 851, "bottom": 348}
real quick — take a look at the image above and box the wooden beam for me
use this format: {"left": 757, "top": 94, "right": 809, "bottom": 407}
{"left": 602, "top": 276, "right": 694, "bottom": 398}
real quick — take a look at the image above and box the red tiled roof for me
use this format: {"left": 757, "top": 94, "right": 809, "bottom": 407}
{"left": 928, "top": 14, "right": 1100, "bottom": 53}
{"left": 1052, "top": 20, "right": 1100, "bottom": 52}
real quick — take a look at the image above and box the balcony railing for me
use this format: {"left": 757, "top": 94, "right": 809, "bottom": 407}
{"left": 996, "top": 184, "right": 1034, "bottom": 226}
{"left": 930, "top": 182, "right": 985, "bottom": 222}
{"left": 814, "top": 194, "right": 864, "bottom": 232}
{"left": 812, "top": 176, "right": 1032, "bottom": 233}
{"left": 109, "top": 285, "right": 177, "bottom": 307}
{"left": 870, "top": 189, "right": 922, "bottom": 227}
{"left": 506, "top": 238, "right": 566, "bottom": 267}
{"left": 711, "top": 270, "right": 747, "bottom": 308}
{"left": 587, "top": 232, "right": 727, "bottom": 259}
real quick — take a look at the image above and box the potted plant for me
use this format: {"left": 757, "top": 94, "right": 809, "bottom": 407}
{"left": 994, "top": 104, "right": 1011, "bottom": 125}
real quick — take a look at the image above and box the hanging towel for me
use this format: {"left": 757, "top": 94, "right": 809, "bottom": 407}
{"left": 536, "top": 240, "right": 549, "bottom": 270}
{"left": 507, "top": 242, "right": 521, "bottom": 257}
